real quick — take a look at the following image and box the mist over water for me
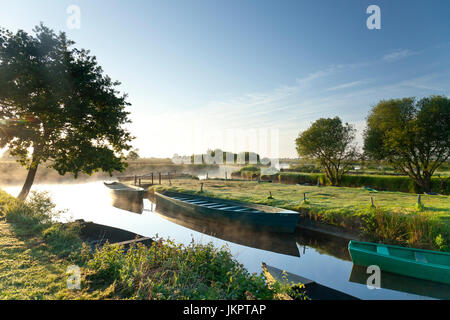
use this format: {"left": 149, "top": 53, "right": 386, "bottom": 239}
{"left": 2, "top": 181, "right": 444, "bottom": 300}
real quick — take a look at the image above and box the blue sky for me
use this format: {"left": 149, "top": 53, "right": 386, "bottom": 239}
{"left": 1, "top": 0, "right": 449, "bottom": 158}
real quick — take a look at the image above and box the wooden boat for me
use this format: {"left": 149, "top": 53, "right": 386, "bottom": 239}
{"left": 104, "top": 181, "right": 144, "bottom": 214}
{"left": 262, "top": 263, "right": 359, "bottom": 300}
{"left": 154, "top": 191, "right": 300, "bottom": 233}
{"left": 153, "top": 207, "right": 300, "bottom": 257}
{"left": 348, "top": 240, "right": 450, "bottom": 285}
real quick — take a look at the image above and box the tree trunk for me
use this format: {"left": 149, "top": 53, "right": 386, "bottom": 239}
{"left": 17, "top": 148, "right": 40, "bottom": 201}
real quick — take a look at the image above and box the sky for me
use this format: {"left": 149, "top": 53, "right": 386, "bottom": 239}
{"left": 1, "top": 0, "right": 449, "bottom": 158}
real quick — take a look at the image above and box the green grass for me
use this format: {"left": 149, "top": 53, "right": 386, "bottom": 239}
{"left": 0, "top": 189, "right": 295, "bottom": 300}
{"left": 152, "top": 179, "right": 450, "bottom": 251}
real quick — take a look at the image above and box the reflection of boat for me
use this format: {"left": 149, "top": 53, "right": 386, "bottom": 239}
{"left": 262, "top": 263, "right": 359, "bottom": 300}
{"left": 154, "top": 191, "right": 300, "bottom": 233}
{"left": 104, "top": 182, "right": 144, "bottom": 214}
{"left": 349, "top": 265, "right": 450, "bottom": 300}
{"left": 295, "top": 228, "right": 351, "bottom": 261}
{"left": 153, "top": 206, "right": 300, "bottom": 257}
{"left": 348, "top": 241, "right": 450, "bottom": 285}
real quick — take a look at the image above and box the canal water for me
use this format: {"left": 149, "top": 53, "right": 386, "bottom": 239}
{"left": 3, "top": 181, "right": 449, "bottom": 300}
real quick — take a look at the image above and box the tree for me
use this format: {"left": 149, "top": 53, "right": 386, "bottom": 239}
{"left": 296, "top": 117, "right": 358, "bottom": 185}
{"left": 0, "top": 24, "right": 133, "bottom": 200}
{"left": 364, "top": 96, "right": 450, "bottom": 192}
{"left": 127, "top": 149, "right": 140, "bottom": 160}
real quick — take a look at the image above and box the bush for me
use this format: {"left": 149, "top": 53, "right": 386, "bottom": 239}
{"left": 85, "top": 239, "right": 287, "bottom": 300}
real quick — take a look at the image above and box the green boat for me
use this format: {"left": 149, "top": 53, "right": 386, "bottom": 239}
{"left": 348, "top": 240, "right": 450, "bottom": 285}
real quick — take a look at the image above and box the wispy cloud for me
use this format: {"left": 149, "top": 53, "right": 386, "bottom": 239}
{"left": 326, "top": 80, "right": 368, "bottom": 92}
{"left": 382, "top": 49, "right": 415, "bottom": 62}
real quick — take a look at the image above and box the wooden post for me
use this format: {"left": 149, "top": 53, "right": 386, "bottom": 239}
{"left": 138, "top": 178, "right": 141, "bottom": 186}
{"left": 134, "top": 175, "right": 137, "bottom": 186}
{"left": 417, "top": 194, "right": 421, "bottom": 205}
{"left": 370, "top": 197, "right": 375, "bottom": 207}
{"left": 168, "top": 172, "right": 172, "bottom": 186}
{"left": 206, "top": 172, "right": 208, "bottom": 179}
{"left": 151, "top": 172, "right": 154, "bottom": 185}
{"left": 225, "top": 171, "right": 227, "bottom": 180}
{"left": 159, "top": 172, "right": 161, "bottom": 185}
{"left": 200, "top": 183, "right": 204, "bottom": 192}
{"left": 303, "top": 193, "right": 307, "bottom": 201}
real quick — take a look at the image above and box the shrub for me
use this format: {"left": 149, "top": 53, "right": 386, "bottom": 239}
{"left": 85, "top": 239, "right": 287, "bottom": 300}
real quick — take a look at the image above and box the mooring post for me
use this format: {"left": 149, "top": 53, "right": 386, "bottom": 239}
{"left": 200, "top": 183, "right": 204, "bottom": 192}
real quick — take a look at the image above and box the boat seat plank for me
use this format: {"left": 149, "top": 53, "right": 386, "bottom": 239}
{"left": 415, "top": 252, "right": 428, "bottom": 263}
{"left": 377, "top": 245, "right": 390, "bottom": 255}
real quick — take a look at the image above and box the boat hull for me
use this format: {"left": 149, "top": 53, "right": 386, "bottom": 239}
{"left": 104, "top": 182, "right": 144, "bottom": 214}
{"left": 155, "top": 191, "right": 300, "bottom": 233}
{"left": 348, "top": 241, "right": 450, "bottom": 285}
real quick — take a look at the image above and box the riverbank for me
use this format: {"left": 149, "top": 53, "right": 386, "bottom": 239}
{"left": 0, "top": 189, "right": 292, "bottom": 300}
{"left": 151, "top": 179, "right": 450, "bottom": 251}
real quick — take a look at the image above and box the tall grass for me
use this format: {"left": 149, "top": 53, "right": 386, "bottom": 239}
{"left": 361, "top": 209, "right": 449, "bottom": 251}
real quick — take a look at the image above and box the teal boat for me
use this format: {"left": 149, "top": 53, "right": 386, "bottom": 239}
{"left": 155, "top": 191, "right": 300, "bottom": 233}
{"left": 348, "top": 240, "right": 450, "bottom": 285}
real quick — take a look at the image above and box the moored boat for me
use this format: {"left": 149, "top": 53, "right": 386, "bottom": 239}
{"left": 262, "top": 263, "right": 359, "bottom": 300}
{"left": 104, "top": 181, "right": 144, "bottom": 214}
{"left": 348, "top": 240, "right": 450, "bottom": 285}
{"left": 154, "top": 191, "right": 300, "bottom": 233}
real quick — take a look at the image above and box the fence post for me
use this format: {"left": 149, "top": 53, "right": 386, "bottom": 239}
{"left": 159, "top": 172, "right": 161, "bottom": 185}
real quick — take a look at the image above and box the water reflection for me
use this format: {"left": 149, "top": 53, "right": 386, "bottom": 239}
{"left": 154, "top": 206, "right": 300, "bottom": 257}
{"left": 349, "top": 265, "right": 450, "bottom": 300}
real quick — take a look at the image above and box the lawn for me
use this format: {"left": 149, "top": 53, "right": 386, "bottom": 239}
{"left": 151, "top": 179, "right": 450, "bottom": 250}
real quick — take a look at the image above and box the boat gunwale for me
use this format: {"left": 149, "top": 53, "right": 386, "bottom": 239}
{"left": 156, "top": 191, "right": 300, "bottom": 215}
{"left": 348, "top": 241, "right": 450, "bottom": 269}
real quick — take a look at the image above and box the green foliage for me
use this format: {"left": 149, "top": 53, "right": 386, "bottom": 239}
{"left": 0, "top": 24, "right": 133, "bottom": 198}
{"left": 361, "top": 209, "right": 449, "bottom": 250}
{"left": 85, "top": 239, "right": 282, "bottom": 300}
{"left": 364, "top": 96, "right": 450, "bottom": 192}
{"left": 296, "top": 117, "right": 359, "bottom": 185}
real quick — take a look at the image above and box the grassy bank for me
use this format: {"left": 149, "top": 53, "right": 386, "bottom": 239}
{"left": 152, "top": 179, "right": 450, "bottom": 251}
{"left": 0, "top": 189, "right": 293, "bottom": 300}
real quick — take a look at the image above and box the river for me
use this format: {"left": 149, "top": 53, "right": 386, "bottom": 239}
{"left": 3, "top": 181, "right": 449, "bottom": 300}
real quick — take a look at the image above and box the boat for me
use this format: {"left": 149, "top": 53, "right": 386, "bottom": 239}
{"left": 262, "top": 263, "right": 359, "bottom": 300}
{"left": 154, "top": 191, "right": 300, "bottom": 233}
{"left": 153, "top": 206, "right": 300, "bottom": 257}
{"left": 104, "top": 181, "right": 144, "bottom": 214}
{"left": 348, "top": 240, "right": 450, "bottom": 285}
